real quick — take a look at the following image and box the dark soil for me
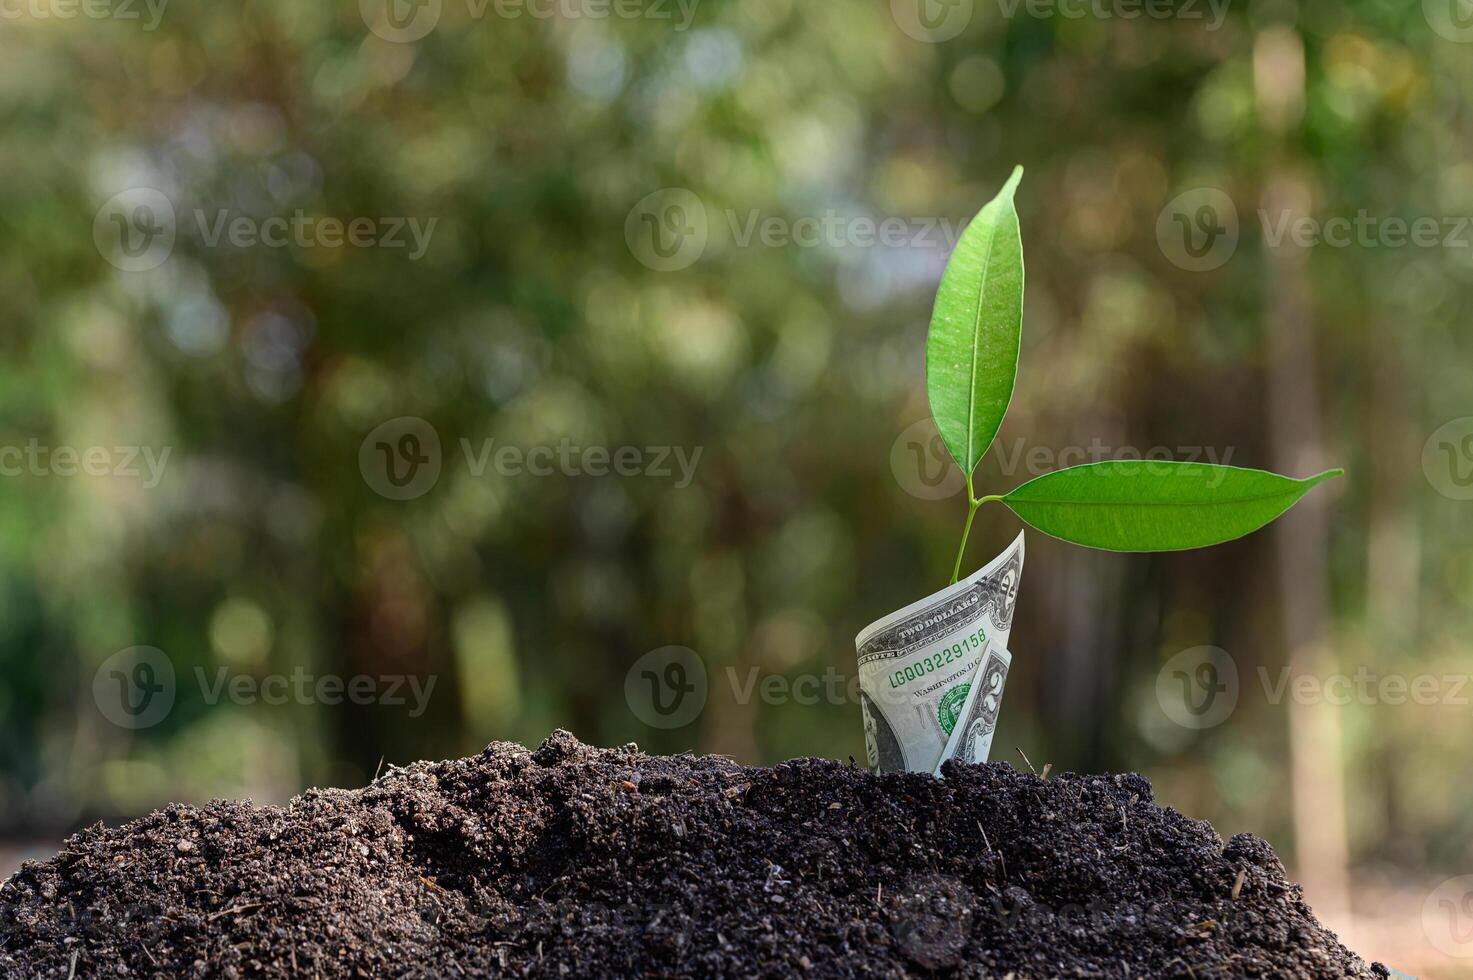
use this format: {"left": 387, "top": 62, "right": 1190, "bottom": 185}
{"left": 0, "top": 731, "right": 1383, "bottom": 978}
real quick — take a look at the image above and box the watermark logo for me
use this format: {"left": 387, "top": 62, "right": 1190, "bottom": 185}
{"left": 94, "top": 188, "right": 176, "bottom": 273}
{"left": 625, "top": 188, "right": 708, "bottom": 272}
{"left": 890, "top": 420, "right": 967, "bottom": 501}
{"left": 360, "top": 417, "right": 443, "bottom": 501}
{"left": 361, "top": 0, "right": 699, "bottom": 42}
{"left": 1156, "top": 645, "right": 1239, "bottom": 730}
{"left": 626, "top": 190, "right": 969, "bottom": 272}
{"left": 1160, "top": 188, "right": 1473, "bottom": 268}
{"left": 1423, "top": 876, "right": 1473, "bottom": 958}
{"left": 1157, "top": 188, "right": 1239, "bottom": 272}
{"left": 93, "top": 646, "right": 438, "bottom": 730}
{"left": 1156, "top": 650, "right": 1469, "bottom": 728}
{"left": 358, "top": 424, "right": 704, "bottom": 498}
{"left": 95, "top": 188, "right": 437, "bottom": 271}
{"left": 93, "top": 646, "right": 176, "bottom": 730}
{"left": 1422, "top": 417, "right": 1473, "bottom": 501}
{"left": 887, "top": 874, "right": 975, "bottom": 970}
{"left": 993, "top": 0, "right": 1228, "bottom": 28}
{"left": 1424, "top": 0, "right": 1473, "bottom": 43}
{"left": 554, "top": 897, "right": 692, "bottom": 940}
{"left": 360, "top": 0, "right": 442, "bottom": 42}
{"left": 624, "top": 646, "right": 707, "bottom": 728}
{"left": 890, "top": 0, "right": 974, "bottom": 42}
{"left": 1160, "top": 649, "right": 1473, "bottom": 725}
{"left": 892, "top": 432, "right": 1237, "bottom": 500}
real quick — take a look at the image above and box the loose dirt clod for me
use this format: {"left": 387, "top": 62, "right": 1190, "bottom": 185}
{"left": 0, "top": 731, "right": 1385, "bottom": 978}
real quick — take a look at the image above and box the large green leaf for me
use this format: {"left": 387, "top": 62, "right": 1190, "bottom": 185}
{"left": 926, "top": 166, "right": 1025, "bottom": 480}
{"left": 999, "top": 461, "right": 1343, "bottom": 552}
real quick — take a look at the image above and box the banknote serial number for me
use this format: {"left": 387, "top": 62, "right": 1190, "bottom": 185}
{"left": 888, "top": 628, "right": 987, "bottom": 689}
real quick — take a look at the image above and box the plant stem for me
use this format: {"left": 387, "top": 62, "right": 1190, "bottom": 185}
{"left": 949, "top": 487, "right": 1005, "bottom": 585}
{"left": 949, "top": 501, "right": 980, "bottom": 585}
{"left": 950, "top": 478, "right": 980, "bottom": 586}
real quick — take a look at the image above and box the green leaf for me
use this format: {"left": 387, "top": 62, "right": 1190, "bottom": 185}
{"left": 926, "top": 165, "right": 1025, "bottom": 481}
{"left": 998, "top": 461, "right": 1343, "bottom": 552}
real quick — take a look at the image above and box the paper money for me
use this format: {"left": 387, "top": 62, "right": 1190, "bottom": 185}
{"left": 855, "top": 532, "right": 1023, "bottom": 775}
{"left": 933, "top": 643, "right": 1011, "bottom": 775}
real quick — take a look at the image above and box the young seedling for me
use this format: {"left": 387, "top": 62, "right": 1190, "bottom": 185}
{"left": 928, "top": 166, "right": 1341, "bottom": 583}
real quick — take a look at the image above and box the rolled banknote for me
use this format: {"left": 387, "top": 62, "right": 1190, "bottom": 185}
{"left": 855, "top": 532, "right": 1023, "bottom": 775}
{"left": 933, "top": 643, "right": 1011, "bottom": 775}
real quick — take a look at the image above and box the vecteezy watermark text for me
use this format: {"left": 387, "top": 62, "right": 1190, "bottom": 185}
{"left": 461, "top": 438, "right": 703, "bottom": 487}
{"left": 890, "top": 421, "right": 1236, "bottom": 501}
{"left": 360, "top": 0, "right": 700, "bottom": 43}
{"left": 622, "top": 649, "right": 866, "bottom": 731}
{"left": 1156, "top": 645, "right": 1473, "bottom": 730}
{"left": 994, "top": 0, "right": 1229, "bottom": 28}
{"left": 622, "top": 644, "right": 947, "bottom": 732}
{"left": 358, "top": 417, "right": 705, "bottom": 500}
{"left": 1260, "top": 210, "right": 1473, "bottom": 250}
{"left": 195, "top": 666, "right": 436, "bottom": 717}
{"left": 1, "top": 0, "right": 167, "bottom": 30}
{"left": 1257, "top": 665, "right": 1470, "bottom": 708}
{"left": 0, "top": 441, "right": 170, "bottom": 488}
{"left": 727, "top": 666, "right": 860, "bottom": 706}
{"left": 890, "top": 0, "right": 1227, "bottom": 42}
{"left": 94, "top": 188, "right": 437, "bottom": 272}
{"left": 624, "top": 189, "right": 966, "bottom": 272}
{"left": 726, "top": 211, "right": 963, "bottom": 251}
{"left": 93, "top": 646, "right": 437, "bottom": 730}
{"left": 1157, "top": 186, "right": 1473, "bottom": 271}
{"left": 193, "top": 210, "right": 436, "bottom": 260}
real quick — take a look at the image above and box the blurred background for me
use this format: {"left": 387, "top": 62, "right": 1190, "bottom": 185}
{"left": 1, "top": 0, "right": 1471, "bottom": 973}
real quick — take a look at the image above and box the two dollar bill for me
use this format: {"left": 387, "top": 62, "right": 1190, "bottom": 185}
{"left": 854, "top": 533, "right": 1023, "bottom": 775}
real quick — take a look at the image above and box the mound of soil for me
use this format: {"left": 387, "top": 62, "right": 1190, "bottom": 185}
{"left": 1, "top": 731, "right": 1382, "bottom": 978}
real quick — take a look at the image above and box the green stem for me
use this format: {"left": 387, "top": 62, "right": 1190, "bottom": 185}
{"left": 949, "top": 488, "right": 1005, "bottom": 585}
{"left": 949, "top": 501, "right": 979, "bottom": 585}
{"left": 950, "top": 479, "right": 979, "bottom": 586}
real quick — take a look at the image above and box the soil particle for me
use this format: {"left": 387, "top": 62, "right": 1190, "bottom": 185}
{"left": 0, "top": 731, "right": 1385, "bottom": 978}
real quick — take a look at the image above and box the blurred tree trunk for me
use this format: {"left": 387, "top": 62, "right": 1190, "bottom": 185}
{"left": 1256, "top": 25, "right": 1353, "bottom": 939}
{"left": 1365, "top": 303, "right": 1419, "bottom": 858}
